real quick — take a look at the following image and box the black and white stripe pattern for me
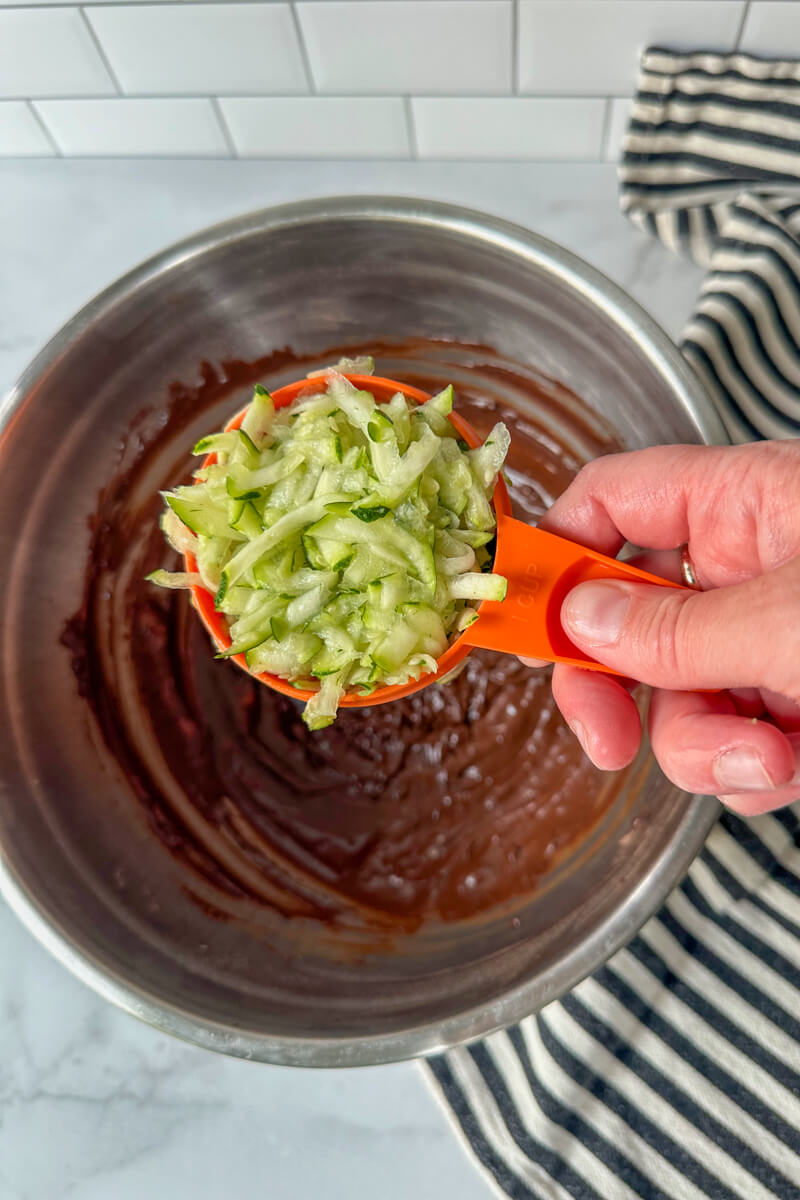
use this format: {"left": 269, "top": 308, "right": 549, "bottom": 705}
{"left": 428, "top": 806, "right": 800, "bottom": 1200}
{"left": 426, "top": 47, "right": 800, "bottom": 1200}
{"left": 621, "top": 47, "right": 800, "bottom": 443}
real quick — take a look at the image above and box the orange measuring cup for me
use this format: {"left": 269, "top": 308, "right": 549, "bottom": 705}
{"left": 184, "top": 373, "right": 687, "bottom": 708}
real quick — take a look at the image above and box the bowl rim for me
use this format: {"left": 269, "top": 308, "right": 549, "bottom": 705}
{"left": 0, "top": 194, "right": 725, "bottom": 1067}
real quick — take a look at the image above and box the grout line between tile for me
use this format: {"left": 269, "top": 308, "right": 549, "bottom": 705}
{"left": 0, "top": 0, "right": 517, "bottom": 4}
{"left": 734, "top": 0, "right": 752, "bottom": 51}
{"left": 210, "top": 95, "right": 237, "bottom": 157}
{"left": 511, "top": 0, "right": 518, "bottom": 95}
{"left": 403, "top": 95, "right": 418, "bottom": 159}
{"left": 599, "top": 95, "right": 613, "bottom": 162}
{"left": 27, "top": 99, "right": 62, "bottom": 155}
{"left": 0, "top": 92, "right": 616, "bottom": 104}
{"left": 385, "top": 154, "right": 608, "bottom": 165}
{"left": 290, "top": 1, "right": 315, "bottom": 94}
{"left": 0, "top": 152, "right": 610, "bottom": 164}
{"left": 0, "top": 151, "right": 251, "bottom": 161}
{"left": 79, "top": 7, "right": 123, "bottom": 94}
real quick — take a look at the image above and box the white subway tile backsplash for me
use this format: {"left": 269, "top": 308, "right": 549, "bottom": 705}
{"left": 86, "top": 3, "right": 307, "bottom": 96}
{"left": 518, "top": 1, "right": 745, "bottom": 95}
{"left": 2, "top": 0, "right": 800, "bottom": 160}
{"left": 741, "top": 3, "right": 800, "bottom": 59}
{"left": 36, "top": 98, "right": 229, "bottom": 155}
{"left": 297, "top": 1, "right": 512, "bottom": 95}
{"left": 219, "top": 96, "right": 410, "bottom": 157}
{"left": 412, "top": 97, "right": 605, "bottom": 159}
{"left": 0, "top": 8, "right": 114, "bottom": 99}
{"left": 0, "top": 101, "right": 53, "bottom": 155}
{"left": 605, "top": 96, "right": 632, "bottom": 163}
{"left": 1, "top": 1, "right": 190, "bottom": 4}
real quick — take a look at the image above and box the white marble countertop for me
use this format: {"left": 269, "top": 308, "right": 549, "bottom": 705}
{"left": 0, "top": 159, "right": 704, "bottom": 1200}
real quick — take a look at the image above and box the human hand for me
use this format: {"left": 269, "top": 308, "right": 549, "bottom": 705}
{"left": 524, "top": 441, "right": 800, "bottom": 815}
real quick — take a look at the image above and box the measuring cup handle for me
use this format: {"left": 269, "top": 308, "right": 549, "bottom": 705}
{"left": 461, "top": 515, "right": 687, "bottom": 673}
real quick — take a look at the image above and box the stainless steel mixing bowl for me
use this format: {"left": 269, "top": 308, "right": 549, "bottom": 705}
{"left": 0, "top": 196, "right": 725, "bottom": 1066}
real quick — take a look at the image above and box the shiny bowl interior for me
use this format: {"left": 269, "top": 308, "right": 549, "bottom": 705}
{"left": 0, "top": 197, "right": 724, "bottom": 1066}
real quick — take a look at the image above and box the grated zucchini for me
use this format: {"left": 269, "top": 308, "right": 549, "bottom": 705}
{"left": 150, "top": 371, "right": 509, "bottom": 729}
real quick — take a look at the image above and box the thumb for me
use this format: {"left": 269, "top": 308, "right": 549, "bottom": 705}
{"left": 561, "top": 558, "right": 800, "bottom": 695}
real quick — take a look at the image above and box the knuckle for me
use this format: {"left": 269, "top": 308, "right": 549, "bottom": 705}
{"left": 630, "top": 590, "right": 695, "bottom": 680}
{"left": 752, "top": 561, "right": 800, "bottom": 698}
{"left": 574, "top": 452, "right": 622, "bottom": 496}
{"left": 567, "top": 458, "right": 603, "bottom": 509}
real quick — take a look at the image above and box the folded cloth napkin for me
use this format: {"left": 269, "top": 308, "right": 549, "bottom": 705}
{"left": 425, "top": 48, "right": 800, "bottom": 1200}
{"left": 622, "top": 47, "right": 800, "bottom": 443}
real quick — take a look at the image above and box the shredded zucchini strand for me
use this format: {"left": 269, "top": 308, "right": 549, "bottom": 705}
{"left": 150, "top": 366, "right": 508, "bottom": 729}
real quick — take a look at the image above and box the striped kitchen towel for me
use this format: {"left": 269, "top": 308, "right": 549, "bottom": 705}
{"left": 621, "top": 47, "right": 800, "bottom": 443}
{"left": 426, "top": 48, "right": 800, "bottom": 1200}
{"left": 428, "top": 806, "right": 800, "bottom": 1200}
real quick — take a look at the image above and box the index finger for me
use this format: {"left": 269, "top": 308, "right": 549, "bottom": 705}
{"left": 539, "top": 444, "right": 745, "bottom": 579}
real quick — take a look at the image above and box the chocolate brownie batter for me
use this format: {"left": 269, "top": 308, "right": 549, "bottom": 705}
{"left": 63, "top": 342, "right": 624, "bottom": 932}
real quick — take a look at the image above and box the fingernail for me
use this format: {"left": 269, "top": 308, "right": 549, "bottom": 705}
{"left": 788, "top": 735, "right": 800, "bottom": 784}
{"left": 562, "top": 582, "right": 631, "bottom": 646}
{"left": 714, "top": 747, "right": 775, "bottom": 792}
{"left": 570, "top": 719, "right": 589, "bottom": 755}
